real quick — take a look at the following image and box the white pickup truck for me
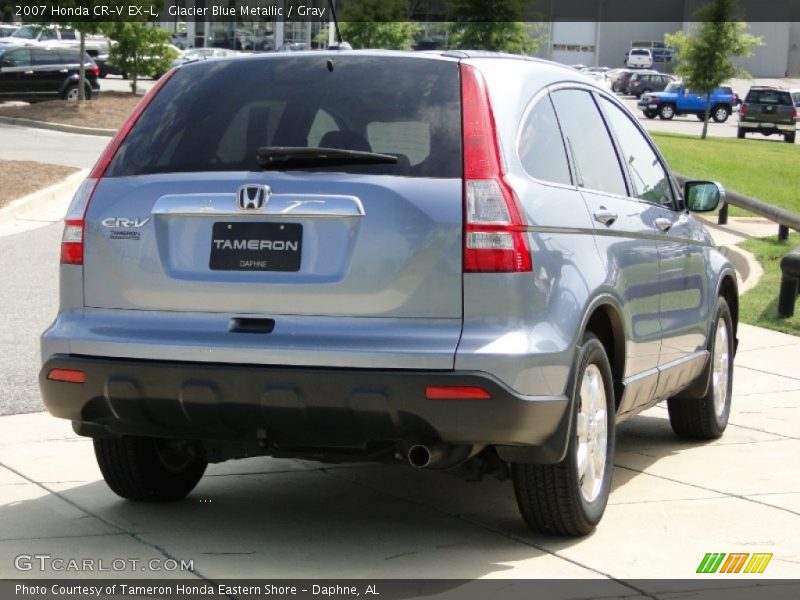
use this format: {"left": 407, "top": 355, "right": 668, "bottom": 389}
{"left": 626, "top": 48, "right": 654, "bottom": 69}
{"left": 0, "top": 25, "right": 110, "bottom": 57}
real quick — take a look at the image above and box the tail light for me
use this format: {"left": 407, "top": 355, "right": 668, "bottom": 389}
{"left": 91, "top": 64, "right": 99, "bottom": 76}
{"left": 60, "top": 70, "right": 176, "bottom": 265}
{"left": 740, "top": 104, "right": 747, "bottom": 116}
{"left": 460, "top": 64, "right": 531, "bottom": 273}
{"left": 793, "top": 107, "right": 798, "bottom": 120}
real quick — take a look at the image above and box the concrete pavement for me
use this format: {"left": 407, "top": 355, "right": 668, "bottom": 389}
{"left": 0, "top": 323, "right": 798, "bottom": 581}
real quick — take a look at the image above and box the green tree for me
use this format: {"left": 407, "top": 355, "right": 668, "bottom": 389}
{"left": 666, "top": 0, "right": 762, "bottom": 139}
{"left": 447, "top": 0, "right": 540, "bottom": 55}
{"left": 106, "top": 22, "right": 175, "bottom": 94}
{"left": 338, "top": 0, "right": 420, "bottom": 50}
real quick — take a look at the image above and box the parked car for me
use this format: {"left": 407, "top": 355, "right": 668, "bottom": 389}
{"left": 0, "top": 45, "right": 99, "bottom": 102}
{"left": 616, "top": 69, "right": 659, "bottom": 95}
{"left": 627, "top": 72, "right": 675, "bottom": 98}
{"left": 0, "top": 24, "right": 18, "bottom": 38}
{"left": 0, "top": 24, "right": 110, "bottom": 57}
{"left": 626, "top": 48, "right": 653, "bottom": 68}
{"left": 171, "top": 47, "right": 239, "bottom": 68}
{"left": 792, "top": 89, "right": 800, "bottom": 108}
{"left": 638, "top": 82, "right": 735, "bottom": 122}
{"left": 738, "top": 86, "right": 797, "bottom": 143}
{"left": 40, "top": 52, "right": 737, "bottom": 538}
{"left": 609, "top": 68, "right": 634, "bottom": 93}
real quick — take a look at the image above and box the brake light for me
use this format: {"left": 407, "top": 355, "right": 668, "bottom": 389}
{"left": 740, "top": 104, "right": 747, "bottom": 116}
{"left": 61, "top": 70, "right": 176, "bottom": 265}
{"left": 91, "top": 64, "right": 99, "bottom": 76}
{"left": 793, "top": 107, "right": 798, "bottom": 120}
{"left": 460, "top": 64, "right": 531, "bottom": 273}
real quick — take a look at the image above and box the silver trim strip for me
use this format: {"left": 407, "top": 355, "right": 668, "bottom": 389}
{"left": 152, "top": 193, "right": 365, "bottom": 218}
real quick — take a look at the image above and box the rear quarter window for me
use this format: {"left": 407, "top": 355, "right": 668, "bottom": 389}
{"left": 106, "top": 56, "right": 462, "bottom": 179}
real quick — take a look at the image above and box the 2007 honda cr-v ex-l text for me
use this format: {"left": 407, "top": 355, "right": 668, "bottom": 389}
{"left": 40, "top": 51, "right": 737, "bottom": 537}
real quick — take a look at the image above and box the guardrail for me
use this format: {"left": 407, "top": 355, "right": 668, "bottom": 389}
{"left": 675, "top": 174, "right": 800, "bottom": 242}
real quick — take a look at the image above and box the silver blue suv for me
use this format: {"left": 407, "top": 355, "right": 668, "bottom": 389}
{"left": 40, "top": 51, "right": 737, "bottom": 536}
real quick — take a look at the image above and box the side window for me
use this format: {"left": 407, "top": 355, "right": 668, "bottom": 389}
{"left": 306, "top": 109, "right": 339, "bottom": 148}
{"left": 32, "top": 49, "right": 60, "bottom": 66}
{"left": 550, "top": 89, "right": 627, "bottom": 196}
{"left": 599, "top": 97, "right": 674, "bottom": 207}
{"left": 40, "top": 29, "right": 57, "bottom": 41}
{"left": 517, "top": 95, "right": 571, "bottom": 185}
{"left": 4, "top": 49, "right": 31, "bottom": 67}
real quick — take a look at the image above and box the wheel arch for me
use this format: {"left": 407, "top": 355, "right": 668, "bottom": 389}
{"left": 579, "top": 297, "right": 626, "bottom": 411}
{"left": 717, "top": 270, "right": 739, "bottom": 354}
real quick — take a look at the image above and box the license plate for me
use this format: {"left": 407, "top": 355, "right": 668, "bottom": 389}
{"left": 210, "top": 222, "right": 302, "bottom": 271}
{"left": 648, "top": 104, "right": 657, "bottom": 109}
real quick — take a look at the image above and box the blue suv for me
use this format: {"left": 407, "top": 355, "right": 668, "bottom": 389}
{"left": 639, "top": 82, "right": 735, "bottom": 122}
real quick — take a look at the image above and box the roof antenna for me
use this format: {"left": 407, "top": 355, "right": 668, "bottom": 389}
{"left": 329, "top": 0, "right": 343, "bottom": 44}
{"left": 327, "top": 0, "right": 351, "bottom": 49}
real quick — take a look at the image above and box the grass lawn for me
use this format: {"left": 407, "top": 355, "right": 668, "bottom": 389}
{"left": 738, "top": 232, "right": 800, "bottom": 336}
{"left": 652, "top": 132, "right": 800, "bottom": 217}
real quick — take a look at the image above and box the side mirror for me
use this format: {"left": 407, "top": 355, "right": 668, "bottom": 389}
{"left": 685, "top": 181, "right": 725, "bottom": 212}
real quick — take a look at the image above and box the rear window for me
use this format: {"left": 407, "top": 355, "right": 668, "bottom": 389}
{"left": 106, "top": 55, "right": 462, "bottom": 178}
{"left": 745, "top": 89, "right": 792, "bottom": 105}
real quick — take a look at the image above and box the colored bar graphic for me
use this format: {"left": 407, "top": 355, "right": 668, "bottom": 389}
{"left": 698, "top": 552, "right": 773, "bottom": 574}
{"left": 744, "top": 553, "right": 773, "bottom": 574}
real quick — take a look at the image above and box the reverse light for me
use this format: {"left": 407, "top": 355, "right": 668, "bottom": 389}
{"left": 47, "top": 369, "right": 85, "bottom": 383}
{"left": 60, "top": 70, "right": 176, "bottom": 265}
{"left": 425, "top": 386, "right": 491, "bottom": 400}
{"left": 460, "top": 64, "right": 531, "bottom": 273}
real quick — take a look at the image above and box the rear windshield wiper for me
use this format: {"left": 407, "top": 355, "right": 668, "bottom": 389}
{"left": 257, "top": 147, "right": 398, "bottom": 170}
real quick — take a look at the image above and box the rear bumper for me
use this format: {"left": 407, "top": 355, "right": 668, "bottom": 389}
{"left": 739, "top": 120, "right": 795, "bottom": 133}
{"left": 40, "top": 355, "right": 571, "bottom": 463}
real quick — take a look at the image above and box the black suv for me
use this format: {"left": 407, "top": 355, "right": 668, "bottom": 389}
{"left": 738, "top": 86, "right": 797, "bottom": 143}
{"left": 0, "top": 46, "right": 100, "bottom": 102}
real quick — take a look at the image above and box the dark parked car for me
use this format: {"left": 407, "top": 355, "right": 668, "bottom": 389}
{"left": 738, "top": 86, "right": 797, "bottom": 143}
{"left": 616, "top": 69, "right": 658, "bottom": 95}
{"left": 627, "top": 72, "right": 674, "bottom": 98}
{"left": 0, "top": 46, "right": 99, "bottom": 102}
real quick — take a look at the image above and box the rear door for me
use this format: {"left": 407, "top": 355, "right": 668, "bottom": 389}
{"left": 30, "top": 48, "right": 64, "bottom": 98}
{"left": 550, "top": 87, "right": 663, "bottom": 390}
{"left": 83, "top": 55, "right": 464, "bottom": 322}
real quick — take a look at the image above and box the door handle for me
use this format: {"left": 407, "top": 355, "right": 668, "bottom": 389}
{"left": 23, "top": 70, "right": 33, "bottom": 75}
{"left": 59, "top": 69, "right": 68, "bottom": 73}
{"left": 655, "top": 217, "right": 673, "bottom": 232}
{"left": 593, "top": 209, "right": 618, "bottom": 226}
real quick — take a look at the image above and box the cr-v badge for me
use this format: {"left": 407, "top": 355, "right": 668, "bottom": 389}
{"left": 101, "top": 217, "right": 150, "bottom": 241}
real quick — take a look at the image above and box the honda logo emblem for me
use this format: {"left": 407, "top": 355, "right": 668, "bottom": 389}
{"left": 237, "top": 185, "right": 270, "bottom": 211}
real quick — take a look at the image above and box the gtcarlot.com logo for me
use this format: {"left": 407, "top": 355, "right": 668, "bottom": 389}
{"left": 14, "top": 554, "right": 194, "bottom": 572}
{"left": 697, "top": 552, "right": 773, "bottom": 574}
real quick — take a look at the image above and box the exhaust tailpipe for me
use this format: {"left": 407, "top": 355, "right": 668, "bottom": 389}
{"left": 406, "top": 442, "right": 484, "bottom": 469}
{"left": 407, "top": 443, "right": 444, "bottom": 469}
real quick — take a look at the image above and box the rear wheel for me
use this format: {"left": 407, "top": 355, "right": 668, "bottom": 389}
{"left": 644, "top": 110, "right": 657, "bottom": 119}
{"left": 737, "top": 128, "right": 746, "bottom": 139}
{"left": 512, "top": 333, "right": 615, "bottom": 536}
{"left": 712, "top": 105, "right": 730, "bottom": 123}
{"left": 94, "top": 436, "right": 207, "bottom": 502}
{"left": 785, "top": 133, "right": 796, "bottom": 144}
{"left": 659, "top": 104, "right": 675, "bottom": 120}
{"left": 668, "top": 298, "right": 734, "bottom": 440}
{"left": 62, "top": 84, "right": 80, "bottom": 101}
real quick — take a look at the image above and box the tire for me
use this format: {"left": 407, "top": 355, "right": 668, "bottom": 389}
{"left": 696, "top": 114, "right": 705, "bottom": 121}
{"left": 711, "top": 105, "right": 730, "bottom": 123}
{"left": 644, "top": 110, "right": 657, "bottom": 119}
{"left": 668, "top": 298, "right": 734, "bottom": 440}
{"left": 737, "top": 128, "right": 745, "bottom": 139}
{"left": 94, "top": 436, "right": 207, "bottom": 502}
{"left": 512, "top": 333, "right": 615, "bottom": 536}
{"left": 785, "top": 133, "right": 796, "bottom": 144}
{"left": 659, "top": 103, "right": 675, "bottom": 120}
{"left": 641, "top": 88, "right": 652, "bottom": 96}
{"left": 62, "top": 84, "right": 80, "bottom": 101}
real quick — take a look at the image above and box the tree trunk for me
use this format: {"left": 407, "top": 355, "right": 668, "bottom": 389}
{"left": 701, "top": 94, "right": 711, "bottom": 140}
{"left": 78, "top": 32, "right": 86, "bottom": 101}
{"left": 132, "top": 55, "right": 138, "bottom": 95}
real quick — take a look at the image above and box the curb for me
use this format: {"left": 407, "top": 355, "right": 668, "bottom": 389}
{"left": 0, "top": 115, "right": 115, "bottom": 137}
{"left": 719, "top": 244, "right": 763, "bottom": 295}
{"left": 0, "top": 169, "right": 88, "bottom": 229}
